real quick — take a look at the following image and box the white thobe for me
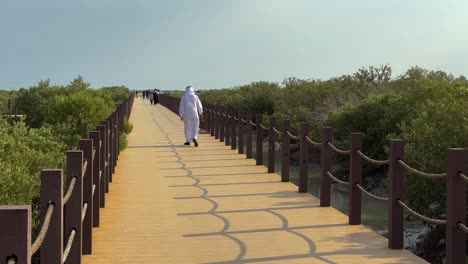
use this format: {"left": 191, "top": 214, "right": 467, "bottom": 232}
{"left": 179, "top": 88, "right": 203, "bottom": 142}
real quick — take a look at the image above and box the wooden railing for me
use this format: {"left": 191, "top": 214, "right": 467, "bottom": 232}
{"left": 0, "top": 94, "right": 134, "bottom": 264}
{"left": 159, "top": 94, "right": 467, "bottom": 264}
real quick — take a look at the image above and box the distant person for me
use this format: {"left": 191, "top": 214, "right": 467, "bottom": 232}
{"left": 179, "top": 86, "right": 203, "bottom": 146}
{"left": 153, "top": 90, "right": 159, "bottom": 105}
{"left": 149, "top": 91, "right": 154, "bottom": 104}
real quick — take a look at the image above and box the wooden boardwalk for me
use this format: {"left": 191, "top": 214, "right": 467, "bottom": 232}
{"left": 83, "top": 98, "right": 427, "bottom": 264}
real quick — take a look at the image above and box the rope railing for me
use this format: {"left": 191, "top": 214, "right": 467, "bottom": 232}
{"left": 328, "top": 142, "right": 350, "bottom": 155}
{"left": 249, "top": 120, "right": 257, "bottom": 127}
{"left": 326, "top": 171, "right": 349, "bottom": 185}
{"left": 305, "top": 136, "right": 321, "bottom": 148}
{"left": 356, "top": 183, "right": 389, "bottom": 201}
{"left": 397, "top": 160, "right": 447, "bottom": 179}
{"left": 233, "top": 117, "right": 239, "bottom": 121}
{"left": 99, "top": 140, "right": 102, "bottom": 149}
{"left": 82, "top": 159, "right": 88, "bottom": 178}
{"left": 63, "top": 229, "right": 76, "bottom": 263}
{"left": 459, "top": 172, "right": 468, "bottom": 183}
{"left": 92, "top": 184, "right": 96, "bottom": 197}
{"left": 286, "top": 130, "right": 300, "bottom": 140}
{"left": 397, "top": 200, "right": 446, "bottom": 225}
{"left": 63, "top": 176, "right": 77, "bottom": 205}
{"left": 259, "top": 123, "right": 269, "bottom": 130}
{"left": 356, "top": 150, "right": 389, "bottom": 165}
{"left": 272, "top": 126, "right": 282, "bottom": 135}
{"left": 31, "top": 203, "right": 55, "bottom": 254}
{"left": 82, "top": 203, "right": 88, "bottom": 222}
{"left": 7, "top": 258, "right": 16, "bottom": 264}
{"left": 241, "top": 118, "right": 247, "bottom": 123}
{"left": 227, "top": 114, "right": 232, "bottom": 119}
{"left": 92, "top": 148, "right": 96, "bottom": 160}
{"left": 457, "top": 222, "right": 468, "bottom": 233}
{"left": 99, "top": 170, "right": 102, "bottom": 180}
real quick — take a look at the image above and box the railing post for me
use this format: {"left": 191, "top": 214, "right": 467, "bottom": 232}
{"left": 214, "top": 107, "right": 220, "bottom": 140}
{"left": 299, "top": 123, "right": 310, "bottom": 193}
{"left": 40, "top": 170, "right": 63, "bottom": 264}
{"left": 96, "top": 125, "right": 107, "bottom": 205}
{"left": 281, "top": 120, "right": 290, "bottom": 182}
{"left": 0, "top": 206, "right": 31, "bottom": 264}
{"left": 349, "top": 133, "right": 363, "bottom": 225}
{"left": 64, "top": 150, "right": 83, "bottom": 264}
{"left": 256, "top": 114, "right": 263, "bottom": 165}
{"left": 89, "top": 131, "right": 101, "bottom": 227}
{"left": 205, "top": 108, "right": 210, "bottom": 132}
{"left": 108, "top": 116, "right": 115, "bottom": 176}
{"left": 79, "top": 139, "right": 93, "bottom": 255}
{"left": 225, "top": 109, "right": 231, "bottom": 146}
{"left": 238, "top": 111, "right": 245, "bottom": 154}
{"left": 231, "top": 109, "right": 237, "bottom": 150}
{"left": 114, "top": 111, "right": 119, "bottom": 164}
{"left": 268, "top": 117, "right": 276, "bottom": 173}
{"left": 246, "top": 112, "right": 253, "bottom": 159}
{"left": 388, "top": 139, "right": 405, "bottom": 249}
{"left": 219, "top": 108, "right": 225, "bottom": 142}
{"left": 210, "top": 108, "right": 215, "bottom": 137}
{"left": 446, "top": 148, "right": 467, "bottom": 264}
{"left": 103, "top": 121, "right": 110, "bottom": 193}
{"left": 320, "top": 127, "right": 332, "bottom": 206}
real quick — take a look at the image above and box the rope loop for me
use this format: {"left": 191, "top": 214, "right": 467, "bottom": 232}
{"left": 397, "top": 200, "right": 446, "bottom": 225}
{"left": 31, "top": 203, "right": 55, "bottom": 254}
{"left": 397, "top": 160, "right": 447, "bottom": 179}
{"left": 356, "top": 150, "right": 389, "bottom": 165}
{"left": 327, "top": 142, "right": 350, "bottom": 155}
{"left": 326, "top": 171, "right": 349, "bottom": 185}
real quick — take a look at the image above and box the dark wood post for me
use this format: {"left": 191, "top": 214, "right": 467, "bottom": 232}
{"left": 238, "top": 111, "right": 245, "bottom": 154}
{"left": 108, "top": 116, "right": 115, "bottom": 176}
{"left": 299, "top": 123, "right": 310, "bottom": 193}
{"left": 268, "top": 117, "right": 276, "bottom": 173}
{"left": 256, "top": 114, "right": 264, "bottom": 165}
{"left": 320, "top": 127, "right": 332, "bottom": 206}
{"left": 388, "top": 139, "right": 405, "bottom": 249}
{"left": 210, "top": 108, "right": 215, "bottom": 137}
{"left": 89, "top": 131, "right": 101, "bottom": 227}
{"left": 219, "top": 108, "right": 225, "bottom": 142}
{"left": 231, "top": 109, "right": 237, "bottom": 150}
{"left": 96, "top": 125, "right": 107, "bottom": 205}
{"left": 40, "top": 170, "right": 63, "bottom": 264}
{"left": 446, "top": 148, "right": 467, "bottom": 264}
{"left": 205, "top": 108, "right": 210, "bottom": 132}
{"left": 214, "top": 107, "right": 220, "bottom": 140}
{"left": 225, "top": 109, "right": 231, "bottom": 146}
{"left": 0, "top": 206, "right": 31, "bottom": 264}
{"left": 115, "top": 111, "right": 120, "bottom": 160}
{"left": 79, "top": 139, "right": 93, "bottom": 255}
{"left": 281, "top": 120, "right": 290, "bottom": 182}
{"left": 103, "top": 121, "right": 110, "bottom": 193}
{"left": 349, "top": 133, "right": 363, "bottom": 225}
{"left": 114, "top": 112, "right": 119, "bottom": 165}
{"left": 64, "top": 150, "right": 83, "bottom": 264}
{"left": 246, "top": 113, "right": 253, "bottom": 159}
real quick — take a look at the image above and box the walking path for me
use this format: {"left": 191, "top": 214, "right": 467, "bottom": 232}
{"left": 83, "top": 98, "right": 427, "bottom": 263}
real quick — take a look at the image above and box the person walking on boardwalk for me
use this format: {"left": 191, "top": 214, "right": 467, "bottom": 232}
{"left": 179, "top": 86, "right": 203, "bottom": 146}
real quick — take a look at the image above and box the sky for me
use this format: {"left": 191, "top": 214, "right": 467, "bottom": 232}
{"left": 1, "top": 0, "right": 467, "bottom": 90}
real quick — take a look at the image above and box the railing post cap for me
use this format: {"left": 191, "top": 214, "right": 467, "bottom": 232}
{"left": 0, "top": 205, "right": 31, "bottom": 210}
{"left": 41, "top": 169, "right": 63, "bottom": 173}
{"left": 66, "top": 150, "right": 84, "bottom": 154}
{"left": 447, "top": 147, "right": 465, "bottom": 151}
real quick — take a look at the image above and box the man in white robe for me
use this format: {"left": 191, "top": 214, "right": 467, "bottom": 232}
{"left": 179, "top": 86, "right": 203, "bottom": 146}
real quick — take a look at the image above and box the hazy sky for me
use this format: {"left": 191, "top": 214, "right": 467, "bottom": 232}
{"left": 1, "top": 0, "right": 467, "bottom": 90}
